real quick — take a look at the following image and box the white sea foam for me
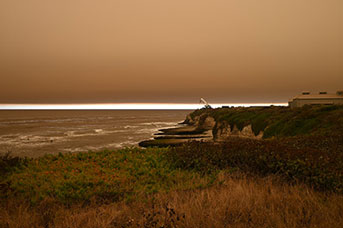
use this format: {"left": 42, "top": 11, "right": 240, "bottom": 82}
{"left": 0, "top": 134, "right": 63, "bottom": 147}
{"left": 124, "top": 125, "right": 139, "bottom": 129}
{"left": 0, "top": 122, "right": 174, "bottom": 149}
{"left": 136, "top": 128, "right": 160, "bottom": 134}
{"left": 63, "top": 129, "right": 126, "bottom": 138}
{"left": 139, "top": 121, "right": 180, "bottom": 127}
{"left": 0, "top": 109, "right": 191, "bottom": 156}
{"left": 65, "top": 131, "right": 75, "bottom": 136}
{"left": 63, "top": 140, "right": 138, "bottom": 153}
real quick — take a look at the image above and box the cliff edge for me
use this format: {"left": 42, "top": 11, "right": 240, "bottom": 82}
{"left": 139, "top": 105, "right": 343, "bottom": 147}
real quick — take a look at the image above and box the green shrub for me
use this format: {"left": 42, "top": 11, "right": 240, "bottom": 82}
{"left": 0, "top": 152, "right": 29, "bottom": 177}
{"left": 166, "top": 134, "right": 343, "bottom": 192}
{"left": 1, "top": 148, "right": 213, "bottom": 204}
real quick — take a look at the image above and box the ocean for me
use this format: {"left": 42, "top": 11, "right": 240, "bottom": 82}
{"left": 0, "top": 110, "right": 190, "bottom": 157}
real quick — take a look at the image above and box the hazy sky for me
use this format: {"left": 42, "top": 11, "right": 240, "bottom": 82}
{"left": 1, "top": 0, "right": 342, "bottom": 103}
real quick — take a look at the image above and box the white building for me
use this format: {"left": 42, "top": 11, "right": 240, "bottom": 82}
{"left": 288, "top": 91, "right": 343, "bottom": 108}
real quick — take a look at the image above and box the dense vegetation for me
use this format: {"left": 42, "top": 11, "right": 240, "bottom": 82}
{"left": 189, "top": 105, "right": 343, "bottom": 138}
{"left": 167, "top": 134, "right": 343, "bottom": 192}
{"left": 0, "top": 148, "right": 214, "bottom": 205}
{"left": 2, "top": 137, "right": 343, "bottom": 227}
{"left": 3, "top": 132, "right": 342, "bottom": 206}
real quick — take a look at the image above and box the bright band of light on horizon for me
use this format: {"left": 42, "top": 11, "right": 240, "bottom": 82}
{"left": 0, "top": 103, "right": 287, "bottom": 110}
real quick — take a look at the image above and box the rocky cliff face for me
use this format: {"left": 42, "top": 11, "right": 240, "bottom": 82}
{"left": 141, "top": 105, "right": 343, "bottom": 147}
{"left": 184, "top": 114, "right": 197, "bottom": 125}
{"left": 213, "top": 123, "right": 263, "bottom": 141}
{"left": 186, "top": 113, "right": 263, "bottom": 141}
{"left": 184, "top": 114, "right": 215, "bottom": 129}
{"left": 201, "top": 116, "right": 216, "bottom": 130}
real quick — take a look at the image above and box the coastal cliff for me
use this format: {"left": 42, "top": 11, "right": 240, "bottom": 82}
{"left": 184, "top": 112, "right": 263, "bottom": 141}
{"left": 140, "top": 105, "right": 343, "bottom": 147}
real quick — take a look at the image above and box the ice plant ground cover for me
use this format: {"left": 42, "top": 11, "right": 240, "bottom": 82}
{"left": 0, "top": 148, "right": 216, "bottom": 205}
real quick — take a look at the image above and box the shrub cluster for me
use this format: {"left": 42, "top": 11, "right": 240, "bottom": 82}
{"left": 167, "top": 134, "right": 343, "bottom": 192}
{"left": 0, "top": 152, "right": 29, "bottom": 176}
{"left": 0, "top": 148, "right": 213, "bottom": 205}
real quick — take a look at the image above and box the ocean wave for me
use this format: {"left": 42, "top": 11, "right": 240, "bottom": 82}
{"left": 0, "top": 134, "right": 63, "bottom": 147}
{"left": 139, "top": 121, "right": 180, "bottom": 126}
{"left": 123, "top": 125, "right": 140, "bottom": 129}
{"left": 0, "top": 110, "right": 189, "bottom": 156}
{"left": 63, "top": 140, "right": 138, "bottom": 153}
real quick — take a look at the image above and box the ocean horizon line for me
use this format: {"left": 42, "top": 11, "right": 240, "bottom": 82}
{"left": 0, "top": 103, "right": 288, "bottom": 110}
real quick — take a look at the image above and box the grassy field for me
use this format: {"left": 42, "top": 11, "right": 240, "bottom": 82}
{"left": 2, "top": 135, "right": 343, "bottom": 227}
{"left": 1, "top": 105, "right": 343, "bottom": 227}
{"left": 2, "top": 173, "right": 343, "bottom": 228}
{"left": 0, "top": 148, "right": 215, "bottom": 205}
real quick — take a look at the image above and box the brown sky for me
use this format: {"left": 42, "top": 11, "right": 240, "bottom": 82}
{"left": 0, "top": 0, "right": 342, "bottom": 103}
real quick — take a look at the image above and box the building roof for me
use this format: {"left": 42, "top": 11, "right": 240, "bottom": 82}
{"left": 289, "top": 91, "right": 343, "bottom": 101}
{"left": 292, "top": 94, "right": 343, "bottom": 100}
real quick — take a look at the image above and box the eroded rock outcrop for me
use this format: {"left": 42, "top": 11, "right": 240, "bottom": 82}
{"left": 140, "top": 111, "right": 263, "bottom": 147}
{"left": 213, "top": 122, "right": 263, "bottom": 141}
{"left": 186, "top": 113, "right": 263, "bottom": 141}
{"left": 201, "top": 116, "right": 216, "bottom": 130}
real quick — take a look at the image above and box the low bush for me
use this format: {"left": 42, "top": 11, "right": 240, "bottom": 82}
{"left": 1, "top": 148, "right": 215, "bottom": 205}
{"left": 0, "top": 152, "right": 29, "bottom": 177}
{"left": 167, "top": 134, "right": 343, "bottom": 192}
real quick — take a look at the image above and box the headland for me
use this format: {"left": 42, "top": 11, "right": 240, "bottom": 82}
{"left": 139, "top": 104, "right": 343, "bottom": 147}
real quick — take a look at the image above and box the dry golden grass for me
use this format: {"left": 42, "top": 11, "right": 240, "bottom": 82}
{"left": 1, "top": 173, "right": 343, "bottom": 228}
